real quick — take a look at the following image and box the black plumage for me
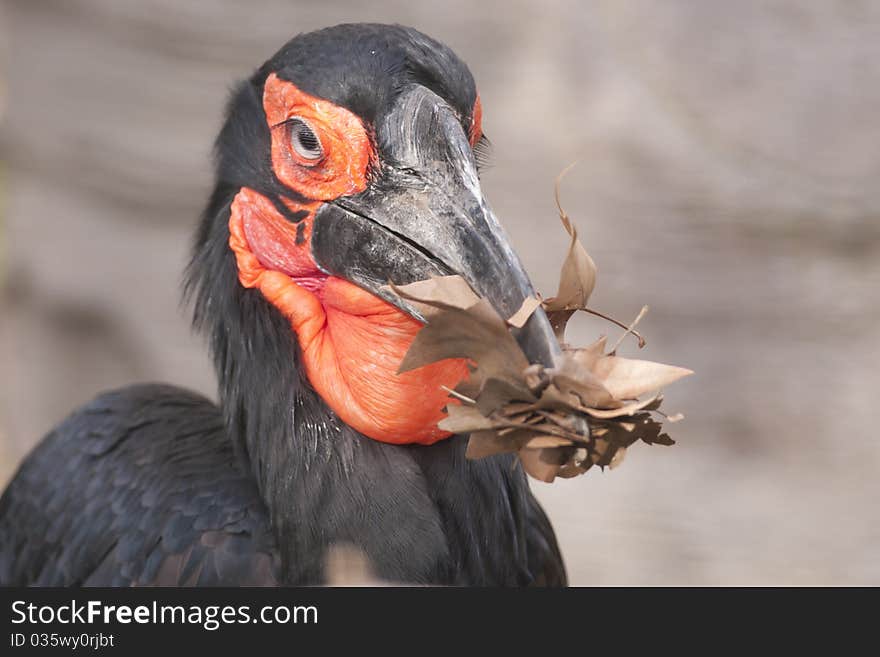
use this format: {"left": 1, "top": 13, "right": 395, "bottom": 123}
{"left": 0, "top": 23, "right": 566, "bottom": 586}
{"left": 0, "top": 385, "right": 278, "bottom": 586}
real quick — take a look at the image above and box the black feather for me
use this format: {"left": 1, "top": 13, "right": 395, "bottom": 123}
{"left": 0, "top": 385, "right": 279, "bottom": 586}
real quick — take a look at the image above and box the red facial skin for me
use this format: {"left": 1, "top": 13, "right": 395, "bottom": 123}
{"left": 470, "top": 94, "right": 483, "bottom": 146}
{"left": 227, "top": 73, "right": 485, "bottom": 445}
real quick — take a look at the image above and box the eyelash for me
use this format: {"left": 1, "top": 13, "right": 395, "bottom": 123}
{"left": 473, "top": 134, "right": 493, "bottom": 172}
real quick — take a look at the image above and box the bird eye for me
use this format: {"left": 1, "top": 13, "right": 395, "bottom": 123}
{"left": 289, "top": 118, "right": 323, "bottom": 162}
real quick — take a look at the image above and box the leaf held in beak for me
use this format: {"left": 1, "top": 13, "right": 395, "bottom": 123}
{"left": 592, "top": 356, "right": 694, "bottom": 401}
{"left": 389, "top": 172, "right": 692, "bottom": 483}
{"left": 384, "top": 276, "right": 481, "bottom": 319}
{"left": 507, "top": 296, "right": 542, "bottom": 329}
{"left": 541, "top": 164, "right": 598, "bottom": 340}
{"left": 392, "top": 282, "right": 529, "bottom": 385}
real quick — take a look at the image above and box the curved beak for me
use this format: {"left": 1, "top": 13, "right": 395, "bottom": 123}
{"left": 311, "top": 86, "right": 561, "bottom": 368}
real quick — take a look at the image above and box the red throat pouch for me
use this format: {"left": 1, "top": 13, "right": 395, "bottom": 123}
{"left": 229, "top": 187, "right": 469, "bottom": 445}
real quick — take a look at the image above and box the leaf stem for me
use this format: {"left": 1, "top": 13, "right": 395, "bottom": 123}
{"left": 576, "top": 307, "right": 647, "bottom": 349}
{"left": 441, "top": 386, "right": 476, "bottom": 405}
{"left": 609, "top": 305, "right": 649, "bottom": 355}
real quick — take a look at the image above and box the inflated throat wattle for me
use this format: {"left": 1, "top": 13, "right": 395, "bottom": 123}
{"left": 228, "top": 187, "right": 469, "bottom": 445}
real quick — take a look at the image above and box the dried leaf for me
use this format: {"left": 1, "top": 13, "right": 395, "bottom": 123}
{"left": 451, "top": 366, "right": 482, "bottom": 400}
{"left": 499, "top": 401, "right": 539, "bottom": 418}
{"left": 543, "top": 172, "right": 597, "bottom": 314}
{"left": 466, "top": 428, "right": 536, "bottom": 458}
{"left": 598, "top": 412, "right": 672, "bottom": 448}
{"left": 524, "top": 435, "right": 574, "bottom": 449}
{"left": 650, "top": 433, "right": 676, "bottom": 446}
{"left": 545, "top": 215, "right": 597, "bottom": 311}
{"left": 397, "top": 298, "right": 529, "bottom": 383}
{"left": 466, "top": 430, "right": 514, "bottom": 459}
{"left": 557, "top": 461, "right": 592, "bottom": 478}
{"left": 475, "top": 377, "right": 535, "bottom": 416}
{"left": 578, "top": 394, "right": 660, "bottom": 419}
{"left": 545, "top": 309, "right": 576, "bottom": 342}
{"left": 507, "top": 296, "right": 542, "bottom": 328}
{"left": 551, "top": 352, "right": 620, "bottom": 409}
{"left": 437, "top": 404, "right": 500, "bottom": 433}
{"left": 565, "top": 336, "right": 607, "bottom": 371}
{"left": 386, "top": 275, "right": 479, "bottom": 318}
{"left": 523, "top": 364, "right": 550, "bottom": 395}
{"left": 518, "top": 448, "right": 562, "bottom": 483}
{"left": 593, "top": 356, "right": 693, "bottom": 400}
{"left": 539, "top": 167, "right": 598, "bottom": 341}
{"left": 523, "top": 420, "right": 586, "bottom": 443}
{"left": 608, "top": 446, "right": 627, "bottom": 470}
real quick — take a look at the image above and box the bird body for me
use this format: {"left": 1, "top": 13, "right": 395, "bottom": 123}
{"left": 0, "top": 23, "right": 566, "bottom": 586}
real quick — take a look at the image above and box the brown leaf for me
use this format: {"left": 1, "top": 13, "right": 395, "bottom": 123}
{"left": 531, "top": 382, "right": 584, "bottom": 413}
{"left": 548, "top": 353, "right": 620, "bottom": 409}
{"left": 386, "top": 275, "right": 479, "bottom": 318}
{"left": 592, "top": 356, "right": 693, "bottom": 400}
{"left": 499, "top": 401, "right": 539, "bottom": 418}
{"left": 437, "top": 404, "right": 500, "bottom": 433}
{"left": 548, "top": 216, "right": 596, "bottom": 310}
{"left": 631, "top": 413, "right": 676, "bottom": 446}
{"left": 524, "top": 435, "right": 574, "bottom": 449}
{"left": 466, "top": 428, "right": 537, "bottom": 458}
{"left": 466, "top": 430, "right": 516, "bottom": 459}
{"left": 539, "top": 168, "right": 598, "bottom": 342}
{"left": 452, "top": 366, "right": 482, "bottom": 400}
{"left": 523, "top": 364, "right": 550, "bottom": 395}
{"left": 518, "top": 448, "right": 562, "bottom": 483}
{"left": 523, "top": 419, "right": 587, "bottom": 443}
{"left": 475, "top": 377, "right": 535, "bottom": 416}
{"left": 545, "top": 309, "right": 576, "bottom": 342}
{"left": 565, "top": 336, "right": 607, "bottom": 371}
{"left": 598, "top": 412, "right": 668, "bottom": 448}
{"left": 507, "top": 296, "right": 542, "bottom": 328}
{"left": 542, "top": 204, "right": 597, "bottom": 316}
{"left": 557, "top": 461, "right": 592, "bottom": 478}
{"left": 650, "top": 433, "right": 676, "bottom": 446}
{"left": 578, "top": 394, "right": 661, "bottom": 419}
{"left": 397, "top": 298, "right": 529, "bottom": 383}
{"left": 608, "top": 446, "right": 627, "bottom": 470}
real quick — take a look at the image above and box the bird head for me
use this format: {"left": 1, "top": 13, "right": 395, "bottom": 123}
{"left": 189, "top": 24, "right": 561, "bottom": 447}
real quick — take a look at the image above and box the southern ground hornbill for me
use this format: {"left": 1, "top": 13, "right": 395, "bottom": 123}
{"left": 0, "top": 23, "right": 567, "bottom": 586}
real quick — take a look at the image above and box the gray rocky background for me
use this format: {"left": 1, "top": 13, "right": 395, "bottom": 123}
{"left": 1, "top": 0, "right": 878, "bottom": 584}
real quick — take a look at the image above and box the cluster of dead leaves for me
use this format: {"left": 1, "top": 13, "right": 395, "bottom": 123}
{"left": 390, "top": 175, "right": 692, "bottom": 482}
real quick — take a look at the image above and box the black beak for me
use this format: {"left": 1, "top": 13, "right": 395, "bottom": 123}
{"left": 311, "top": 85, "right": 561, "bottom": 369}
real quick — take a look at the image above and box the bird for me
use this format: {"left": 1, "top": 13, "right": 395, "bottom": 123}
{"left": 0, "top": 23, "right": 567, "bottom": 586}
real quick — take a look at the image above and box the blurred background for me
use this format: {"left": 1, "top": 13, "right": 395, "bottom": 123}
{"left": 1, "top": 0, "right": 878, "bottom": 585}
